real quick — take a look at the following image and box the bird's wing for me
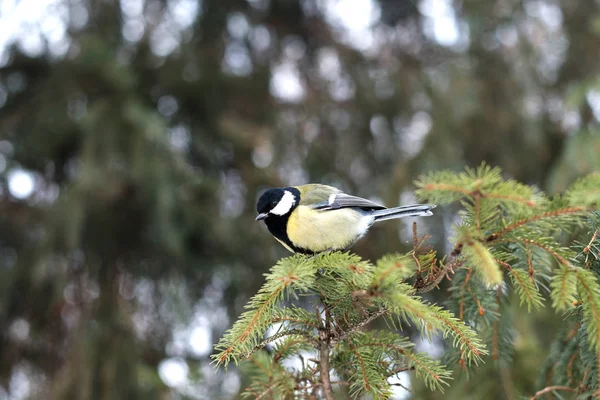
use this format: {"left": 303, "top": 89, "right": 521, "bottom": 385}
{"left": 297, "top": 184, "right": 340, "bottom": 207}
{"left": 311, "top": 192, "right": 386, "bottom": 211}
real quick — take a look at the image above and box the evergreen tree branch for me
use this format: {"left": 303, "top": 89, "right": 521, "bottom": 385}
{"left": 462, "top": 240, "right": 503, "bottom": 285}
{"left": 217, "top": 167, "right": 600, "bottom": 398}
{"left": 486, "top": 206, "right": 587, "bottom": 242}
{"left": 584, "top": 228, "right": 599, "bottom": 254}
{"left": 414, "top": 258, "right": 459, "bottom": 293}
{"left": 348, "top": 342, "right": 371, "bottom": 392}
{"left": 330, "top": 307, "right": 388, "bottom": 346}
{"left": 482, "top": 192, "right": 538, "bottom": 206}
{"left": 218, "top": 283, "right": 289, "bottom": 365}
{"left": 551, "top": 266, "right": 578, "bottom": 311}
{"left": 508, "top": 268, "right": 545, "bottom": 311}
{"left": 499, "top": 238, "right": 574, "bottom": 268}
{"left": 213, "top": 256, "right": 315, "bottom": 367}
{"left": 530, "top": 385, "right": 576, "bottom": 399}
{"left": 419, "top": 182, "right": 472, "bottom": 196}
{"left": 433, "top": 309, "right": 488, "bottom": 364}
{"left": 361, "top": 341, "right": 452, "bottom": 391}
{"left": 566, "top": 172, "right": 600, "bottom": 207}
{"left": 241, "top": 330, "right": 318, "bottom": 360}
{"left": 575, "top": 270, "right": 600, "bottom": 350}
{"left": 387, "top": 365, "right": 416, "bottom": 377}
{"left": 317, "top": 302, "right": 335, "bottom": 400}
{"left": 272, "top": 316, "right": 320, "bottom": 329}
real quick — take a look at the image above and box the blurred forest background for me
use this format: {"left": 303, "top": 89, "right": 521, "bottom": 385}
{"left": 0, "top": 0, "right": 599, "bottom": 399}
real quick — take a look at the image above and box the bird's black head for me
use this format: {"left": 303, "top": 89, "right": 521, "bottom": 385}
{"left": 256, "top": 187, "right": 300, "bottom": 220}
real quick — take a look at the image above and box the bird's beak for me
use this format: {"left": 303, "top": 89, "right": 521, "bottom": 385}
{"left": 255, "top": 213, "right": 268, "bottom": 221}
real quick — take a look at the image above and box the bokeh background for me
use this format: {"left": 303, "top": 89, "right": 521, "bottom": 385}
{"left": 0, "top": 0, "right": 599, "bottom": 398}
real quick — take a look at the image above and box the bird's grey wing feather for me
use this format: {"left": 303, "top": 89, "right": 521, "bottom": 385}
{"left": 312, "top": 193, "right": 386, "bottom": 211}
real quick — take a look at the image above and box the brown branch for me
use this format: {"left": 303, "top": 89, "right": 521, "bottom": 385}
{"left": 499, "top": 259, "right": 541, "bottom": 308}
{"left": 413, "top": 258, "right": 460, "bottom": 293}
{"left": 529, "top": 385, "right": 576, "bottom": 399}
{"left": 412, "top": 222, "right": 420, "bottom": 252}
{"left": 349, "top": 342, "right": 371, "bottom": 391}
{"left": 495, "top": 259, "right": 513, "bottom": 271}
{"left": 387, "top": 365, "right": 415, "bottom": 377}
{"left": 318, "top": 302, "right": 335, "bottom": 400}
{"left": 433, "top": 315, "right": 482, "bottom": 358}
{"left": 330, "top": 307, "right": 388, "bottom": 347}
{"left": 567, "top": 350, "right": 578, "bottom": 383}
{"left": 585, "top": 228, "right": 599, "bottom": 268}
{"left": 390, "top": 380, "right": 412, "bottom": 392}
{"left": 255, "top": 382, "right": 282, "bottom": 400}
{"left": 584, "top": 228, "right": 599, "bottom": 254}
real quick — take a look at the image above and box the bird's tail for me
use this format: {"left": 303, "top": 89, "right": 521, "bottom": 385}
{"left": 371, "top": 204, "right": 436, "bottom": 222}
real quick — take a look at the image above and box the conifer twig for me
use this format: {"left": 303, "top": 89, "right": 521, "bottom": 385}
{"left": 330, "top": 307, "right": 388, "bottom": 346}
{"left": 584, "top": 228, "right": 599, "bottom": 253}
{"left": 317, "top": 302, "right": 335, "bottom": 400}
{"left": 413, "top": 259, "right": 458, "bottom": 293}
{"left": 349, "top": 341, "right": 371, "bottom": 391}
{"left": 241, "top": 329, "right": 318, "bottom": 360}
{"left": 486, "top": 207, "right": 586, "bottom": 242}
{"left": 529, "top": 385, "right": 576, "bottom": 399}
{"left": 390, "top": 381, "right": 412, "bottom": 392}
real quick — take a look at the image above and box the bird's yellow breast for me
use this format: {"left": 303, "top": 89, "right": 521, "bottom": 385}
{"left": 286, "top": 206, "right": 367, "bottom": 253}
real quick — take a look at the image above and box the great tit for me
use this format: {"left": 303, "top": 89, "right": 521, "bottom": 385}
{"left": 255, "top": 184, "right": 435, "bottom": 254}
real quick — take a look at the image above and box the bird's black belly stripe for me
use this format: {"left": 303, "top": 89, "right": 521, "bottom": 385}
{"left": 264, "top": 215, "right": 315, "bottom": 255}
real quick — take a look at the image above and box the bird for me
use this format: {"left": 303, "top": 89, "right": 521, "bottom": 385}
{"left": 255, "top": 184, "right": 435, "bottom": 254}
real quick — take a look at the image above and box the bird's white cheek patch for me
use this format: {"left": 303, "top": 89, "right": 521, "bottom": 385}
{"left": 270, "top": 190, "right": 296, "bottom": 216}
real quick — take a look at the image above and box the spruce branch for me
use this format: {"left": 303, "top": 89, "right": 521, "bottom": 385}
{"left": 317, "top": 299, "right": 335, "bottom": 400}
{"left": 529, "top": 385, "right": 576, "bottom": 399}
{"left": 415, "top": 163, "right": 544, "bottom": 212}
{"left": 500, "top": 237, "right": 575, "bottom": 269}
{"left": 509, "top": 268, "right": 545, "bottom": 312}
{"left": 218, "top": 166, "right": 600, "bottom": 399}
{"left": 487, "top": 206, "right": 588, "bottom": 242}
{"left": 566, "top": 172, "right": 600, "bottom": 207}
{"left": 213, "top": 256, "right": 315, "bottom": 367}
{"left": 242, "top": 330, "right": 318, "bottom": 360}
{"left": 348, "top": 341, "right": 371, "bottom": 392}
{"left": 360, "top": 339, "right": 452, "bottom": 391}
{"left": 464, "top": 241, "right": 503, "bottom": 285}
{"left": 576, "top": 269, "right": 600, "bottom": 351}
{"left": 551, "top": 266, "right": 578, "bottom": 311}
{"left": 584, "top": 228, "right": 599, "bottom": 254}
{"left": 413, "top": 259, "right": 456, "bottom": 293}
{"left": 433, "top": 308, "right": 488, "bottom": 364}
{"left": 330, "top": 307, "right": 388, "bottom": 346}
